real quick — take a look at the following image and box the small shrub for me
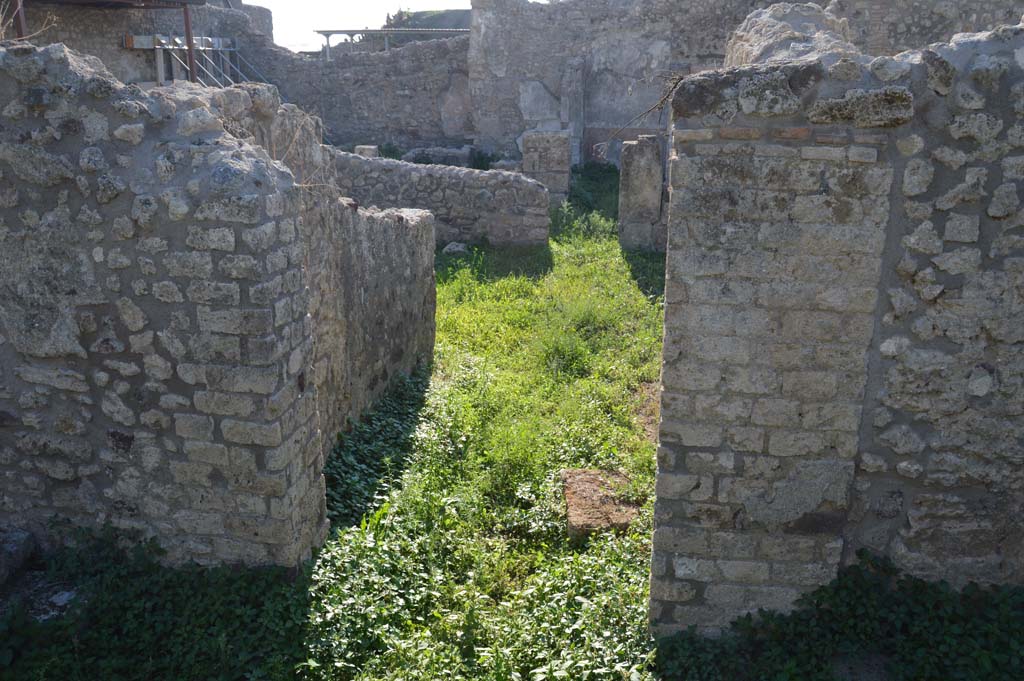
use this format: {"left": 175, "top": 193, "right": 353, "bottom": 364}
{"left": 551, "top": 203, "right": 617, "bottom": 240}
{"left": 378, "top": 142, "right": 402, "bottom": 159}
{"left": 1, "top": 527, "right": 308, "bottom": 680}
{"left": 324, "top": 373, "right": 428, "bottom": 526}
{"left": 469, "top": 148, "right": 500, "bottom": 170}
{"left": 537, "top": 327, "right": 592, "bottom": 378}
{"left": 569, "top": 161, "right": 620, "bottom": 219}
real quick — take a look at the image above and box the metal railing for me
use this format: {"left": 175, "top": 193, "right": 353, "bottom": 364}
{"left": 129, "top": 33, "right": 270, "bottom": 88}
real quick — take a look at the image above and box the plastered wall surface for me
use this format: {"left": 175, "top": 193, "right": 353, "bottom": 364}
{"left": 0, "top": 42, "right": 435, "bottom": 567}
{"left": 650, "top": 4, "right": 1024, "bottom": 635}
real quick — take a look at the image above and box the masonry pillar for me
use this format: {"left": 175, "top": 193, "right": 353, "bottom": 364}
{"left": 617, "top": 135, "right": 666, "bottom": 252}
{"left": 522, "top": 131, "right": 572, "bottom": 208}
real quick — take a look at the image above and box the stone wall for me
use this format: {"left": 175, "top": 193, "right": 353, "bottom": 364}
{"left": 23, "top": 1, "right": 270, "bottom": 85}
{"left": 649, "top": 6, "right": 1024, "bottom": 635}
{"left": 241, "top": 36, "right": 474, "bottom": 150}
{"left": 618, "top": 135, "right": 666, "bottom": 252}
{"left": 521, "top": 131, "right": 571, "bottom": 207}
{"left": 24, "top": 0, "right": 1024, "bottom": 163}
{"left": 0, "top": 42, "right": 436, "bottom": 567}
{"left": 333, "top": 151, "right": 549, "bottom": 247}
{"left": 20, "top": 2, "right": 467, "bottom": 150}
{"left": 468, "top": 0, "right": 1024, "bottom": 160}
{"left": 828, "top": 0, "right": 1024, "bottom": 56}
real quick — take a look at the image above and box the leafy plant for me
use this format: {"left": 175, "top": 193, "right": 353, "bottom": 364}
{"left": 469, "top": 148, "right": 500, "bottom": 171}
{"left": 656, "top": 551, "right": 1024, "bottom": 681}
{"left": 378, "top": 142, "right": 402, "bottom": 160}
{"left": 568, "top": 161, "right": 620, "bottom": 219}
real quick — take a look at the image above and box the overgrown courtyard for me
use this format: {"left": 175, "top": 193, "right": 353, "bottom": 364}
{"left": 2, "top": 190, "right": 667, "bottom": 680}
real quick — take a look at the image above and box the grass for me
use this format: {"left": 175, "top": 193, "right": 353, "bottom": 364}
{"left": 5, "top": 166, "right": 1021, "bottom": 681}
{"left": 299, "top": 204, "right": 666, "bottom": 679}
{"left": 1, "top": 180, "right": 668, "bottom": 679}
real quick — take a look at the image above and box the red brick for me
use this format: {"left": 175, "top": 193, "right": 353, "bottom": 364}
{"left": 719, "top": 127, "right": 762, "bottom": 140}
{"left": 773, "top": 127, "right": 812, "bottom": 140}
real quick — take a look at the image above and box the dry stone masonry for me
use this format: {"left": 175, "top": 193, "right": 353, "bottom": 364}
{"left": 650, "top": 3, "right": 1024, "bottom": 635}
{"left": 333, "top": 151, "right": 549, "bottom": 247}
{"left": 0, "top": 42, "right": 436, "bottom": 567}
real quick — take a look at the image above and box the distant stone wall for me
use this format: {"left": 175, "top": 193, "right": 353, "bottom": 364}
{"left": 468, "top": 0, "right": 1024, "bottom": 160}
{"left": 0, "top": 43, "right": 435, "bottom": 567}
{"left": 242, "top": 36, "right": 473, "bottom": 150}
{"left": 333, "top": 151, "right": 549, "bottom": 246}
{"left": 26, "top": 0, "right": 1024, "bottom": 165}
{"left": 649, "top": 6, "right": 1024, "bottom": 635}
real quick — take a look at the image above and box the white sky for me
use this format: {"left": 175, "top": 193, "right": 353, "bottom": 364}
{"left": 247, "top": 0, "right": 473, "bottom": 53}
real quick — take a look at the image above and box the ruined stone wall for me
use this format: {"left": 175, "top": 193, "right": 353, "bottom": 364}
{"left": 242, "top": 36, "right": 473, "bottom": 150}
{"left": 333, "top": 151, "right": 549, "bottom": 247}
{"left": 828, "top": 0, "right": 1024, "bottom": 56}
{"left": 470, "top": 0, "right": 767, "bottom": 158}
{"left": 23, "top": 1, "right": 270, "bottom": 85}
{"left": 0, "top": 43, "right": 436, "bottom": 567}
{"left": 520, "top": 131, "right": 571, "bottom": 207}
{"left": 649, "top": 8, "right": 1024, "bottom": 635}
{"left": 469, "top": 0, "right": 1024, "bottom": 160}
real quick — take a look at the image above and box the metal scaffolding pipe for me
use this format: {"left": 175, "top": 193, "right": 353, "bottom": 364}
{"left": 182, "top": 5, "right": 198, "bottom": 83}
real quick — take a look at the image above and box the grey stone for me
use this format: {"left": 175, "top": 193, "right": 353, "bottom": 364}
{"left": 870, "top": 56, "right": 909, "bottom": 82}
{"left": 902, "top": 222, "right": 943, "bottom": 255}
{"left": 949, "top": 114, "right": 1004, "bottom": 144}
{"left": 988, "top": 183, "right": 1020, "bottom": 218}
{"left": 902, "top": 159, "right": 934, "bottom": 197}
{"left": 808, "top": 88, "right": 914, "bottom": 128}
{"left": 944, "top": 214, "right": 980, "bottom": 243}
{"left": 932, "top": 248, "right": 981, "bottom": 275}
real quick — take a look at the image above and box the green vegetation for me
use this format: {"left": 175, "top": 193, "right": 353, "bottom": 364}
{"left": 5, "top": 175, "right": 1019, "bottom": 680}
{"left": 298, "top": 205, "right": 665, "bottom": 679}
{"left": 1, "top": 201, "right": 666, "bottom": 680}
{"left": 568, "top": 162, "right": 620, "bottom": 220}
{"left": 657, "top": 551, "right": 1024, "bottom": 681}
{"left": 378, "top": 142, "right": 403, "bottom": 160}
{"left": 468, "top": 148, "right": 500, "bottom": 171}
